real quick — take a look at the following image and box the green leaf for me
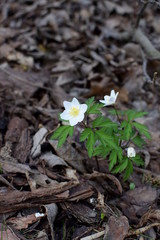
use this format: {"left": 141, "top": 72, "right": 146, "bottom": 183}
{"left": 132, "top": 122, "right": 151, "bottom": 139}
{"left": 68, "top": 126, "right": 74, "bottom": 137}
{"left": 132, "top": 155, "right": 144, "bottom": 166}
{"left": 93, "top": 144, "right": 111, "bottom": 158}
{"left": 92, "top": 117, "right": 117, "bottom": 128}
{"left": 132, "top": 135, "right": 146, "bottom": 148}
{"left": 85, "top": 97, "right": 95, "bottom": 109}
{"left": 123, "top": 160, "right": 133, "bottom": 181}
{"left": 95, "top": 130, "right": 118, "bottom": 150}
{"left": 120, "top": 120, "right": 133, "bottom": 140}
{"left": 80, "top": 128, "right": 92, "bottom": 142}
{"left": 50, "top": 126, "right": 74, "bottom": 148}
{"left": 57, "top": 126, "right": 73, "bottom": 148}
{"left": 92, "top": 116, "right": 104, "bottom": 128}
{"left": 127, "top": 110, "right": 148, "bottom": 121}
{"left": 112, "top": 157, "right": 128, "bottom": 173}
{"left": 51, "top": 126, "right": 70, "bottom": 140}
{"left": 87, "top": 103, "right": 103, "bottom": 114}
{"left": 120, "top": 120, "right": 128, "bottom": 128}
{"left": 109, "top": 150, "right": 118, "bottom": 171}
{"left": 86, "top": 130, "right": 95, "bottom": 157}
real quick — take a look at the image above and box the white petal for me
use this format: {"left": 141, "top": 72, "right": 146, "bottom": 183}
{"left": 99, "top": 100, "right": 106, "bottom": 104}
{"left": 80, "top": 104, "right": 87, "bottom": 113}
{"left": 60, "top": 110, "right": 71, "bottom": 120}
{"left": 77, "top": 113, "right": 84, "bottom": 122}
{"left": 110, "top": 90, "right": 116, "bottom": 98}
{"left": 69, "top": 117, "right": 79, "bottom": 126}
{"left": 72, "top": 97, "right": 80, "bottom": 108}
{"left": 104, "top": 95, "right": 110, "bottom": 102}
{"left": 63, "top": 101, "right": 72, "bottom": 110}
{"left": 115, "top": 92, "right": 119, "bottom": 100}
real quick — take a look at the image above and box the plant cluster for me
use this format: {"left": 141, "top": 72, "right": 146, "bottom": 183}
{"left": 51, "top": 90, "right": 151, "bottom": 180}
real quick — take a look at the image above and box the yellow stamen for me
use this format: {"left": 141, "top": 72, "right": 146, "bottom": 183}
{"left": 69, "top": 107, "right": 80, "bottom": 117}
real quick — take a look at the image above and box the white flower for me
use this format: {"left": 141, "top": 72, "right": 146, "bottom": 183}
{"left": 127, "top": 147, "right": 136, "bottom": 158}
{"left": 60, "top": 97, "right": 87, "bottom": 126}
{"left": 99, "top": 90, "right": 119, "bottom": 106}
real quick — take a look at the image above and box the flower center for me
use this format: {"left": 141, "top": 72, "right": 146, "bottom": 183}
{"left": 69, "top": 107, "right": 80, "bottom": 117}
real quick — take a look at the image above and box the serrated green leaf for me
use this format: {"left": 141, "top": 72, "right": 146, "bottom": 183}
{"left": 123, "top": 122, "right": 132, "bottom": 140}
{"left": 92, "top": 116, "right": 104, "bottom": 128}
{"left": 51, "top": 126, "right": 74, "bottom": 148}
{"left": 123, "top": 160, "right": 133, "bottom": 181}
{"left": 93, "top": 144, "right": 111, "bottom": 158}
{"left": 132, "top": 155, "right": 144, "bottom": 166}
{"left": 57, "top": 126, "right": 73, "bottom": 148}
{"left": 69, "top": 126, "right": 74, "bottom": 137}
{"left": 121, "top": 120, "right": 128, "bottom": 128}
{"left": 92, "top": 117, "right": 117, "bottom": 128}
{"left": 87, "top": 103, "right": 102, "bottom": 114}
{"left": 127, "top": 110, "right": 148, "bottom": 121}
{"left": 85, "top": 97, "right": 95, "bottom": 108}
{"left": 86, "top": 131, "right": 95, "bottom": 157}
{"left": 109, "top": 150, "right": 118, "bottom": 171}
{"left": 51, "top": 126, "right": 70, "bottom": 140}
{"left": 132, "top": 122, "right": 151, "bottom": 139}
{"left": 95, "top": 130, "right": 118, "bottom": 150}
{"left": 132, "top": 135, "right": 146, "bottom": 148}
{"left": 112, "top": 157, "right": 128, "bottom": 173}
{"left": 80, "top": 128, "right": 92, "bottom": 142}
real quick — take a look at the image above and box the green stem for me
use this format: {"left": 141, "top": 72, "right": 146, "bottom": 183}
{"left": 113, "top": 105, "right": 122, "bottom": 147}
{"left": 113, "top": 105, "right": 121, "bottom": 124}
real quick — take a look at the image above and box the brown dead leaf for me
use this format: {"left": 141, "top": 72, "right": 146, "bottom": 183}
{"left": 0, "top": 67, "right": 49, "bottom": 97}
{"left": 13, "top": 128, "right": 32, "bottom": 163}
{"left": 40, "top": 151, "right": 68, "bottom": 168}
{"left": 84, "top": 171, "right": 123, "bottom": 195}
{"left": 42, "top": 203, "right": 58, "bottom": 240}
{"left": 0, "top": 43, "right": 34, "bottom": 67}
{"left": 139, "top": 209, "right": 160, "bottom": 227}
{"left": 5, "top": 116, "right": 28, "bottom": 143}
{"left": 31, "top": 127, "right": 48, "bottom": 158}
{"left": 104, "top": 216, "right": 129, "bottom": 240}
{"left": 119, "top": 186, "right": 158, "bottom": 222}
{"left": 7, "top": 212, "right": 45, "bottom": 230}
{"left": 0, "top": 28, "right": 21, "bottom": 44}
{"left": 49, "top": 140, "right": 86, "bottom": 173}
{"left": 61, "top": 202, "right": 98, "bottom": 224}
{"left": 26, "top": 171, "right": 62, "bottom": 191}
{"left": 0, "top": 223, "right": 20, "bottom": 240}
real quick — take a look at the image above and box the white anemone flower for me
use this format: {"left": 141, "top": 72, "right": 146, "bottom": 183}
{"left": 127, "top": 147, "right": 136, "bottom": 158}
{"left": 60, "top": 97, "right": 87, "bottom": 126}
{"left": 99, "top": 90, "right": 119, "bottom": 106}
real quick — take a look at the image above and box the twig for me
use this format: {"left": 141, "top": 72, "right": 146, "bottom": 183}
{"left": 127, "top": 222, "right": 160, "bottom": 237}
{"left": 134, "top": 1, "right": 149, "bottom": 28}
{"left": 80, "top": 230, "right": 105, "bottom": 240}
{"left": 0, "top": 175, "right": 17, "bottom": 190}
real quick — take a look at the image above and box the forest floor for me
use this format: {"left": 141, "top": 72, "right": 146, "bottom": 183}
{"left": 0, "top": 0, "right": 160, "bottom": 239}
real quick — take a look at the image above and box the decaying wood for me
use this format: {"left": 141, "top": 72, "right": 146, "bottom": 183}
{"left": 0, "top": 181, "right": 93, "bottom": 213}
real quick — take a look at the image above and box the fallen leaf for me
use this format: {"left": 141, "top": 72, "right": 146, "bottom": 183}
{"left": 104, "top": 216, "right": 129, "bottom": 240}
{"left": 40, "top": 151, "right": 68, "bottom": 168}
{"left": 7, "top": 213, "right": 44, "bottom": 230}
{"left": 31, "top": 127, "right": 48, "bottom": 158}
{"left": 42, "top": 203, "right": 58, "bottom": 240}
